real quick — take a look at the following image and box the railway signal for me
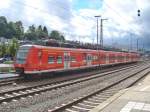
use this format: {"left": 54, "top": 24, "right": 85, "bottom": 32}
{"left": 137, "top": 9, "right": 140, "bottom": 16}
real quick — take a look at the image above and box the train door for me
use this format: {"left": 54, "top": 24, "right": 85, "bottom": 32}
{"left": 115, "top": 54, "right": 118, "bottom": 63}
{"left": 106, "top": 53, "right": 109, "bottom": 64}
{"left": 64, "top": 52, "right": 70, "bottom": 69}
{"left": 124, "top": 54, "right": 126, "bottom": 62}
{"left": 38, "top": 50, "right": 42, "bottom": 65}
{"left": 38, "top": 50, "right": 43, "bottom": 70}
{"left": 87, "top": 54, "right": 92, "bottom": 66}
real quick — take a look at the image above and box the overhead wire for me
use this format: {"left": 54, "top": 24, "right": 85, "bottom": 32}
{"left": 11, "top": 0, "right": 96, "bottom": 38}
{"left": 103, "top": 1, "right": 140, "bottom": 34}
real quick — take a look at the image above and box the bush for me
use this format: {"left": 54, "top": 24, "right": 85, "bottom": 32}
{"left": 3, "top": 61, "right": 13, "bottom": 64}
{"left": 0, "top": 67, "right": 14, "bottom": 73}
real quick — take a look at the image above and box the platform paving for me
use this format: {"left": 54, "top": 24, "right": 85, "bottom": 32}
{"left": 0, "top": 64, "right": 13, "bottom": 68}
{"left": 90, "top": 73, "right": 150, "bottom": 112}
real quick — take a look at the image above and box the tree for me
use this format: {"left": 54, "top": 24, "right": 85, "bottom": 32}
{"left": 2, "top": 21, "right": 24, "bottom": 39}
{"left": 43, "top": 26, "right": 48, "bottom": 36}
{"left": 0, "top": 16, "right": 7, "bottom": 37}
{"left": 8, "top": 38, "right": 19, "bottom": 57}
{"left": 49, "top": 30, "right": 65, "bottom": 41}
{"left": 0, "top": 43, "right": 7, "bottom": 57}
{"left": 15, "top": 21, "right": 24, "bottom": 40}
{"left": 36, "top": 25, "right": 48, "bottom": 39}
{"left": 0, "top": 16, "right": 66, "bottom": 43}
{"left": 60, "top": 35, "right": 65, "bottom": 42}
{"left": 0, "top": 38, "right": 19, "bottom": 57}
{"left": 36, "top": 25, "right": 43, "bottom": 39}
{"left": 42, "top": 26, "right": 48, "bottom": 39}
{"left": 5, "top": 22, "right": 16, "bottom": 39}
{"left": 24, "top": 25, "right": 37, "bottom": 41}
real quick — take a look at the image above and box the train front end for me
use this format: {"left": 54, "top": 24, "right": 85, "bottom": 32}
{"left": 14, "top": 45, "right": 32, "bottom": 76}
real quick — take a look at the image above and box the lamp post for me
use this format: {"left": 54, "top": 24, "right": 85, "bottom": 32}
{"left": 94, "top": 15, "right": 101, "bottom": 50}
{"left": 137, "top": 38, "right": 139, "bottom": 52}
{"left": 94, "top": 15, "right": 101, "bottom": 67}
{"left": 100, "top": 18, "right": 108, "bottom": 48}
{"left": 130, "top": 33, "right": 133, "bottom": 51}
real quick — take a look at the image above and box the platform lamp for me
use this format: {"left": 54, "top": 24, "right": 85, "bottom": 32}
{"left": 94, "top": 15, "right": 101, "bottom": 67}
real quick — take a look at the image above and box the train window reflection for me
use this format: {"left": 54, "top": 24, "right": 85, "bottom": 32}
{"left": 48, "top": 56, "right": 54, "bottom": 64}
{"left": 16, "top": 46, "right": 31, "bottom": 64}
{"left": 57, "top": 56, "right": 62, "bottom": 64}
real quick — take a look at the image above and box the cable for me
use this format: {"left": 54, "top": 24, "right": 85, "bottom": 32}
{"left": 0, "top": 0, "right": 100, "bottom": 41}
{"left": 103, "top": 1, "right": 140, "bottom": 34}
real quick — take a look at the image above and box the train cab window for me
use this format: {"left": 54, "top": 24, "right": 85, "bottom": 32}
{"left": 16, "top": 45, "right": 32, "bottom": 64}
{"left": 57, "top": 56, "right": 62, "bottom": 64}
{"left": 48, "top": 56, "right": 54, "bottom": 64}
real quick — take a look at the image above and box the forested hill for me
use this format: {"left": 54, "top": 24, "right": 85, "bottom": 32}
{"left": 0, "top": 16, "right": 65, "bottom": 41}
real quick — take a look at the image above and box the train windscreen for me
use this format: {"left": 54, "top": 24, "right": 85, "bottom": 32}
{"left": 16, "top": 45, "right": 32, "bottom": 64}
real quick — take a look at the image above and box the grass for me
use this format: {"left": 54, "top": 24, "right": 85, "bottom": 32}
{"left": 3, "top": 61, "right": 14, "bottom": 64}
{"left": 0, "top": 67, "right": 15, "bottom": 73}
{"left": 0, "top": 61, "right": 15, "bottom": 73}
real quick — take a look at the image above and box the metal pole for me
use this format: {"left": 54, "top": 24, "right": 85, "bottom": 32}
{"left": 94, "top": 15, "right": 101, "bottom": 67}
{"left": 137, "top": 38, "right": 139, "bottom": 52}
{"left": 100, "top": 19, "right": 108, "bottom": 48}
{"left": 100, "top": 19, "right": 103, "bottom": 48}
{"left": 94, "top": 16, "right": 101, "bottom": 50}
{"left": 96, "top": 17, "right": 99, "bottom": 50}
{"left": 130, "top": 33, "right": 132, "bottom": 51}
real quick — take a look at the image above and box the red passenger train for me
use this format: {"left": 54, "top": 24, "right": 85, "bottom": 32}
{"left": 14, "top": 45, "right": 140, "bottom": 76}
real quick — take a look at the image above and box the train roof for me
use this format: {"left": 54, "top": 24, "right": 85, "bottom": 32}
{"left": 21, "top": 44, "right": 139, "bottom": 54}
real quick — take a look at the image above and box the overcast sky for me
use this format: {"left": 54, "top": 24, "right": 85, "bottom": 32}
{"left": 0, "top": 0, "right": 150, "bottom": 50}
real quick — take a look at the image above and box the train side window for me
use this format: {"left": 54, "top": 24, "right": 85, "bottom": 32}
{"left": 71, "top": 57, "right": 76, "bottom": 62}
{"left": 93, "top": 56, "right": 97, "bottom": 61}
{"left": 48, "top": 56, "right": 54, "bottom": 64}
{"left": 57, "top": 56, "right": 62, "bottom": 64}
{"left": 64, "top": 55, "right": 70, "bottom": 61}
{"left": 83, "top": 55, "right": 86, "bottom": 61}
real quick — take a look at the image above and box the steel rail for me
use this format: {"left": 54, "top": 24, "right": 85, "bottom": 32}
{"left": 48, "top": 66, "right": 150, "bottom": 112}
{"left": 0, "top": 63, "right": 146, "bottom": 103}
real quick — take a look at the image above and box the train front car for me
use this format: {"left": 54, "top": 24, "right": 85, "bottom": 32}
{"left": 14, "top": 45, "right": 32, "bottom": 77}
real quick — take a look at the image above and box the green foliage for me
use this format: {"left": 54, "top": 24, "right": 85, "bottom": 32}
{"left": 36, "top": 25, "right": 48, "bottom": 39}
{"left": 0, "top": 16, "right": 24, "bottom": 40}
{"left": 24, "top": 25, "right": 37, "bottom": 41}
{"left": 0, "top": 38, "right": 19, "bottom": 57}
{"left": 14, "top": 21, "right": 24, "bottom": 40}
{"left": 49, "top": 30, "right": 65, "bottom": 42}
{"left": 0, "top": 16, "right": 8, "bottom": 37}
{"left": 43, "top": 26, "right": 48, "bottom": 35}
{"left": 8, "top": 38, "right": 19, "bottom": 57}
{"left": 0, "top": 16, "right": 66, "bottom": 44}
{"left": 3, "top": 61, "right": 13, "bottom": 64}
{"left": 0, "top": 43, "right": 7, "bottom": 57}
{"left": 24, "top": 25, "right": 50, "bottom": 41}
{"left": 0, "top": 67, "right": 14, "bottom": 73}
{"left": 0, "top": 16, "right": 67, "bottom": 57}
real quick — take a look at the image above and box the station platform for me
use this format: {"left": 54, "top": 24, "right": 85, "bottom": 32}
{"left": 0, "top": 64, "right": 13, "bottom": 68}
{"left": 90, "top": 73, "right": 150, "bottom": 112}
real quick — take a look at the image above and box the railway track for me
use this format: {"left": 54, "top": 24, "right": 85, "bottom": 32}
{"left": 0, "top": 76, "right": 23, "bottom": 87}
{"left": 48, "top": 65, "right": 150, "bottom": 112}
{"left": 0, "top": 63, "right": 147, "bottom": 105}
{"left": 0, "top": 63, "right": 138, "bottom": 89}
{"left": 0, "top": 63, "right": 141, "bottom": 93}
